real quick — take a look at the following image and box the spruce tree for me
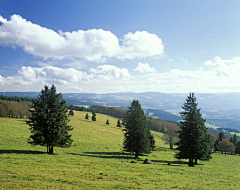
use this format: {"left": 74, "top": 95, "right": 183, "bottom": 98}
{"left": 85, "top": 113, "right": 89, "bottom": 120}
{"left": 92, "top": 109, "right": 96, "bottom": 122}
{"left": 27, "top": 85, "right": 73, "bottom": 154}
{"left": 175, "top": 93, "right": 211, "bottom": 166}
{"left": 123, "top": 99, "right": 152, "bottom": 158}
{"left": 106, "top": 119, "right": 109, "bottom": 125}
{"left": 117, "top": 119, "right": 121, "bottom": 127}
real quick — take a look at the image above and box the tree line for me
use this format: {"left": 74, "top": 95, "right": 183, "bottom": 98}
{"left": 0, "top": 94, "right": 35, "bottom": 103}
{"left": 0, "top": 100, "right": 32, "bottom": 118}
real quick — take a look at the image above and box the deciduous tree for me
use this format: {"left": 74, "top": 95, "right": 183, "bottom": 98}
{"left": 217, "top": 139, "right": 235, "bottom": 155}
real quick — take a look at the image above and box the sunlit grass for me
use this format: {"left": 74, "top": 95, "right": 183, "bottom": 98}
{"left": 1, "top": 111, "right": 240, "bottom": 189}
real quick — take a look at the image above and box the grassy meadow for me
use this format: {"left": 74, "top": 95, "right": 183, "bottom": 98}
{"left": 1, "top": 110, "right": 240, "bottom": 189}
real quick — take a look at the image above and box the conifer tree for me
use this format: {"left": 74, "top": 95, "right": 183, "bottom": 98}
{"left": 27, "top": 85, "right": 73, "bottom": 154}
{"left": 85, "top": 113, "right": 89, "bottom": 120}
{"left": 149, "top": 134, "right": 156, "bottom": 150}
{"left": 106, "top": 119, "right": 109, "bottom": 125}
{"left": 117, "top": 119, "right": 121, "bottom": 127}
{"left": 92, "top": 109, "right": 96, "bottom": 122}
{"left": 123, "top": 99, "right": 152, "bottom": 158}
{"left": 175, "top": 93, "right": 211, "bottom": 166}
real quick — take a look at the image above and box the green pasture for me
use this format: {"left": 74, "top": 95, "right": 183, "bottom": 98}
{"left": 0, "top": 111, "right": 240, "bottom": 189}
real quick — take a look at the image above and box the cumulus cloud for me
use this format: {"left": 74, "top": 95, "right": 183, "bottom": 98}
{"left": 204, "top": 56, "right": 240, "bottom": 77}
{"left": 0, "top": 65, "right": 131, "bottom": 86}
{"left": 134, "top": 62, "right": 156, "bottom": 73}
{"left": 89, "top": 64, "right": 131, "bottom": 80}
{"left": 0, "top": 14, "right": 164, "bottom": 62}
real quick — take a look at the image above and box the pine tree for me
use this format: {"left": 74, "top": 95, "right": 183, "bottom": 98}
{"left": 149, "top": 134, "right": 156, "bottom": 150}
{"left": 123, "top": 99, "right": 152, "bottom": 158}
{"left": 69, "top": 109, "right": 74, "bottom": 116}
{"left": 106, "top": 119, "right": 109, "bottom": 125}
{"left": 236, "top": 140, "right": 240, "bottom": 155}
{"left": 92, "top": 109, "right": 96, "bottom": 122}
{"left": 27, "top": 85, "right": 73, "bottom": 154}
{"left": 117, "top": 119, "right": 121, "bottom": 127}
{"left": 85, "top": 113, "right": 89, "bottom": 120}
{"left": 175, "top": 93, "right": 211, "bottom": 166}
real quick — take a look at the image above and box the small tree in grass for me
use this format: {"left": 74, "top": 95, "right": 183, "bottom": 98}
{"left": 92, "top": 109, "right": 96, "bottom": 122}
{"left": 106, "top": 119, "right": 109, "bottom": 125}
{"left": 162, "top": 129, "right": 178, "bottom": 149}
{"left": 117, "top": 119, "right": 121, "bottom": 127}
{"left": 69, "top": 109, "right": 74, "bottom": 116}
{"left": 85, "top": 113, "right": 89, "bottom": 120}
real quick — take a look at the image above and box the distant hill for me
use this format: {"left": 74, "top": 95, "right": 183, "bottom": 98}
{"left": 1, "top": 91, "right": 240, "bottom": 131}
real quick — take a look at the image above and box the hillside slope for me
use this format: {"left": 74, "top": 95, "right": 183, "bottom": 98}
{"left": 0, "top": 111, "right": 240, "bottom": 189}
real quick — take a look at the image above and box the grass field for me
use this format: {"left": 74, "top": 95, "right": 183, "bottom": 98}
{"left": 1, "top": 111, "right": 240, "bottom": 189}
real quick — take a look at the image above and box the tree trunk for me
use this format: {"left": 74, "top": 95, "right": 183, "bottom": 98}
{"left": 194, "top": 158, "right": 197, "bottom": 165}
{"left": 135, "top": 151, "right": 139, "bottom": 158}
{"left": 189, "top": 158, "right": 193, "bottom": 166}
{"left": 170, "top": 143, "right": 173, "bottom": 149}
{"left": 49, "top": 146, "right": 53, "bottom": 154}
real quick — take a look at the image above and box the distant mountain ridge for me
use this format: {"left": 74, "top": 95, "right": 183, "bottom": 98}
{"left": 1, "top": 91, "right": 240, "bottom": 131}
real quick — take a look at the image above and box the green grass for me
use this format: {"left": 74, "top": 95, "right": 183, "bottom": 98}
{"left": 1, "top": 111, "right": 240, "bottom": 189}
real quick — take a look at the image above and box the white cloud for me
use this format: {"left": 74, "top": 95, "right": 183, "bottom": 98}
{"left": 0, "top": 65, "right": 131, "bottom": 86}
{"left": 204, "top": 56, "right": 240, "bottom": 77}
{"left": 89, "top": 65, "right": 131, "bottom": 80}
{"left": 134, "top": 62, "right": 156, "bottom": 73}
{"left": 0, "top": 15, "right": 164, "bottom": 62}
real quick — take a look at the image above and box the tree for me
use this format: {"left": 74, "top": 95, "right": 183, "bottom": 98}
{"left": 214, "top": 132, "right": 225, "bottom": 151}
{"left": 149, "top": 134, "right": 156, "bottom": 150}
{"left": 27, "top": 85, "right": 73, "bottom": 154}
{"left": 217, "top": 139, "right": 235, "bottom": 155}
{"left": 117, "top": 119, "right": 121, "bottom": 127}
{"left": 175, "top": 93, "right": 212, "bottom": 166}
{"left": 91, "top": 109, "right": 96, "bottom": 122}
{"left": 106, "top": 119, "right": 109, "bottom": 125}
{"left": 236, "top": 140, "right": 240, "bottom": 155}
{"left": 69, "top": 109, "right": 74, "bottom": 116}
{"left": 162, "top": 129, "right": 178, "bottom": 149}
{"left": 123, "top": 100, "right": 152, "bottom": 158}
{"left": 85, "top": 113, "right": 89, "bottom": 120}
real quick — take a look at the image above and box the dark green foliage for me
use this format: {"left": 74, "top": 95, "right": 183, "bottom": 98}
{"left": 149, "top": 134, "right": 156, "bottom": 150}
{"left": 236, "top": 140, "right": 240, "bottom": 155}
{"left": 92, "top": 109, "right": 96, "bottom": 122}
{"left": 117, "top": 119, "right": 121, "bottom": 127}
{"left": 69, "top": 109, "right": 74, "bottom": 116}
{"left": 123, "top": 99, "right": 152, "bottom": 158}
{"left": 27, "top": 85, "right": 73, "bottom": 154}
{"left": 85, "top": 113, "right": 89, "bottom": 120}
{"left": 232, "top": 134, "right": 237, "bottom": 146}
{"left": 106, "top": 119, "right": 109, "bottom": 125}
{"left": 175, "top": 93, "right": 211, "bottom": 166}
{"left": 214, "top": 132, "right": 225, "bottom": 151}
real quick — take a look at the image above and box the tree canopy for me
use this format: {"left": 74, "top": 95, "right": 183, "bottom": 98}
{"left": 27, "top": 84, "right": 73, "bottom": 154}
{"left": 175, "top": 93, "right": 211, "bottom": 166}
{"left": 123, "top": 99, "right": 153, "bottom": 158}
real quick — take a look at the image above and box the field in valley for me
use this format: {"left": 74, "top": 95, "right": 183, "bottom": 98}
{"left": 0, "top": 111, "right": 240, "bottom": 189}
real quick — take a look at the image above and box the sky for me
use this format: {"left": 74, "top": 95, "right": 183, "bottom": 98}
{"left": 0, "top": 0, "right": 240, "bottom": 93}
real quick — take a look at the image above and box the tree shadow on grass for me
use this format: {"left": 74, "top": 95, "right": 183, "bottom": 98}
{"left": 151, "top": 159, "right": 189, "bottom": 166}
{"left": 0, "top": 149, "right": 46, "bottom": 154}
{"left": 69, "top": 151, "right": 140, "bottom": 160}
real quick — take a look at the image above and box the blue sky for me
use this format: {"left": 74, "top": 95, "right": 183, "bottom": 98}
{"left": 0, "top": 0, "right": 239, "bottom": 93}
